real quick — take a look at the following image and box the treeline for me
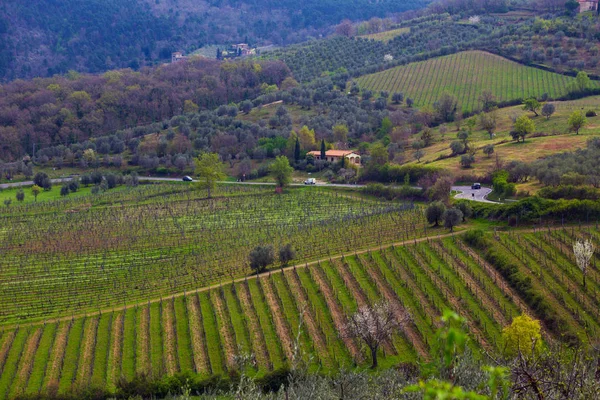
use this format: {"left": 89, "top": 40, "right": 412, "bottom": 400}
{"left": 0, "top": 58, "right": 290, "bottom": 161}
{"left": 0, "top": 0, "right": 428, "bottom": 81}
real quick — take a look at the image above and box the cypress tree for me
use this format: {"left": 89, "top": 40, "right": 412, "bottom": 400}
{"left": 320, "top": 139, "right": 326, "bottom": 160}
{"left": 294, "top": 137, "right": 301, "bottom": 161}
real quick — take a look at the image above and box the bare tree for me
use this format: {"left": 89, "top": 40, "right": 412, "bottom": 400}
{"left": 344, "top": 302, "right": 409, "bottom": 369}
{"left": 573, "top": 239, "right": 594, "bottom": 288}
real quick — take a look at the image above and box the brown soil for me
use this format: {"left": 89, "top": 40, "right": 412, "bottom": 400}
{"left": 161, "top": 299, "right": 179, "bottom": 375}
{"left": 210, "top": 290, "right": 237, "bottom": 370}
{"left": 136, "top": 305, "right": 151, "bottom": 375}
{"left": 109, "top": 313, "right": 124, "bottom": 385}
{"left": 44, "top": 322, "right": 71, "bottom": 392}
{"left": 358, "top": 254, "right": 430, "bottom": 360}
{"left": 309, "top": 265, "right": 364, "bottom": 363}
{"left": 236, "top": 282, "right": 271, "bottom": 370}
{"left": 283, "top": 270, "right": 331, "bottom": 366}
{"left": 14, "top": 328, "right": 43, "bottom": 393}
{"left": 75, "top": 317, "right": 99, "bottom": 387}
{"left": 332, "top": 259, "right": 396, "bottom": 356}
{"left": 186, "top": 295, "right": 210, "bottom": 374}
{"left": 383, "top": 248, "right": 442, "bottom": 329}
{"left": 259, "top": 276, "right": 295, "bottom": 362}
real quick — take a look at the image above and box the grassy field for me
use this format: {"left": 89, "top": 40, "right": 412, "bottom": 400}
{"left": 0, "top": 183, "right": 425, "bottom": 325}
{"left": 403, "top": 95, "right": 600, "bottom": 182}
{"left": 359, "top": 27, "right": 410, "bottom": 42}
{"left": 0, "top": 225, "right": 598, "bottom": 397}
{"left": 354, "top": 51, "right": 596, "bottom": 112}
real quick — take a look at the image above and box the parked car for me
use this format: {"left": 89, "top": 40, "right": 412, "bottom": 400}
{"left": 471, "top": 182, "right": 481, "bottom": 189}
{"left": 304, "top": 178, "right": 316, "bottom": 185}
{"left": 182, "top": 176, "right": 193, "bottom": 182}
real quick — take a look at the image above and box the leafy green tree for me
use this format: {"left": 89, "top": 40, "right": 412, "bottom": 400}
{"left": 194, "top": 152, "right": 226, "bottom": 198}
{"left": 249, "top": 245, "right": 275, "bottom": 274}
{"left": 513, "top": 115, "right": 535, "bottom": 142}
{"left": 502, "top": 315, "right": 543, "bottom": 358}
{"left": 478, "top": 90, "right": 496, "bottom": 112}
{"left": 426, "top": 201, "right": 446, "bottom": 227}
{"left": 3, "top": 198, "right": 11, "bottom": 208}
{"left": 443, "top": 208, "right": 463, "bottom": 232}
{"left": 368, "top": 143, "right": 388, "bottom": 168}
{"left": 434, "top": 92, "right": 458, "bottom": 122}
{"left": 60, "top": 185, "right": 70, "bottom": 196}
{"left": 522, "top": 98, "right": 540, "bottom": 117}
{"left": 479, "top": 111, "right": 497, "bottom": 139}
{"left": 456, "top": 202, "right": 472, "bottom": 222}
{"left": 568, "top": 110, "right": 587, "bottom": 135}
{"left": 31, "top": 184, "right": 41, "bottom": 201}
{"left": 270, "top": 156, "right": 293, "bottom": 188}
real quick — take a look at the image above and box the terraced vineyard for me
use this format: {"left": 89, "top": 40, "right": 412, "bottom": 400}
{"left": 354, "top": 51, "right": 597, "bottom": 111}
{"left": 1, "top": 226, "right": 599, "bottom": 398}
{"left": 0, "top": 184, "right": 425, "bottom": 325}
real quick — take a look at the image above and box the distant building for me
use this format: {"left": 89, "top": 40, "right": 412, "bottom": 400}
{"left": 307, "top": 150, "right": 361, "bottom": 165}
{"left": 578, "top": 0, "right": 598, "bottom": 12}
{"left": 171, "top": 52, "right": 188, "bottom": 63}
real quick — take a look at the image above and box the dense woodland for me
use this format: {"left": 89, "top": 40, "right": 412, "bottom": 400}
{"left": 0, "top": 0, "right": 427, "bottom": 81}
{"left": 0, "top": 58, "right": 290, "bottom": 161}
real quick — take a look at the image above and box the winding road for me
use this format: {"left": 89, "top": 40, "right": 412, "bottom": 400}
{"left": 0, "top": 176, "right": 496, "bottom": 203}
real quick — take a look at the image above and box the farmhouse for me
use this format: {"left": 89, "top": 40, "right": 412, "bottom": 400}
{"left": 171, "top": 52, "right": 188, "bottom": 63}
{"left": 578, "top": 0, "right": 598, "bottom": 12}
{"left": 308, "top": 150, "right": 361, "bottom": 165}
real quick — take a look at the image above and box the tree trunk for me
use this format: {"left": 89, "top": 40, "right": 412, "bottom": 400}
{"left": 370, "top": 346, "right": 378, "bottom": 369}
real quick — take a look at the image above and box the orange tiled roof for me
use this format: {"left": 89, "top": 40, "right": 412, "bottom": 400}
{"left": 307, "top": 150, "right": 359, "bottom": 157}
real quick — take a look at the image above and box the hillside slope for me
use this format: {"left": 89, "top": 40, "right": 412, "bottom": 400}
{"left": 354, "top": 51, "right": 594, "bottom": 111}
{"left": 0, "top": 0, "right": 427, "bottom": 81}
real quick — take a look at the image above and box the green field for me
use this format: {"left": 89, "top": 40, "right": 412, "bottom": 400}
{"left": 359, "top": 27, "right": 410, "bottom": 42}
{"left": 354, "top": 51, "right": 596, "bottom": 111}
{"left": 0, "top": 225, "right": 598, "bottom": 397}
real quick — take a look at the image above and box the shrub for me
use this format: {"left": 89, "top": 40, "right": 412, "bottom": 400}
{"left": 585, "top": 109, "right": 597, "bottom": 117}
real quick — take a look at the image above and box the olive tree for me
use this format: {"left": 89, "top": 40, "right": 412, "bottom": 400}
{"left": 443, "top": 208, "right": 463, "bottom": 232}
{"left": 249, "top": 245, "right": 275, "bottom": 274}
{"left": 426, "top": 201, "right": 446, "bottom": 227}
{"left": 541, "top": 103, "right": 555, "bottom": 120}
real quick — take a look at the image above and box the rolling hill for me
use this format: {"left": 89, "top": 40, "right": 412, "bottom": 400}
{"left": 354, "top": 51, "right": 597, "bottom": 111}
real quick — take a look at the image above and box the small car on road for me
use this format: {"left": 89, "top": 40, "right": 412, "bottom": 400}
{"left": 304, "top": 178, "right": 316, "bottom": 185}
{"left": 182, "top": 176, "right": 193, "bottom": 182}
{"left": 471, "top": 182, "right": 481, "bottom": 189}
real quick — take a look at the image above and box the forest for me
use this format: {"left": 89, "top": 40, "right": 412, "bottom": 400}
{"left": 0, "top": 0, "right": 428, "bottom": 81}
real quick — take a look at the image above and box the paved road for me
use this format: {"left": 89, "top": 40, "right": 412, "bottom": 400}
{"left": 453, "top": 185, "right": 496, "bottom": 203}
{"left": 1, "top": 176, "right": 496, "bottom": 203}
